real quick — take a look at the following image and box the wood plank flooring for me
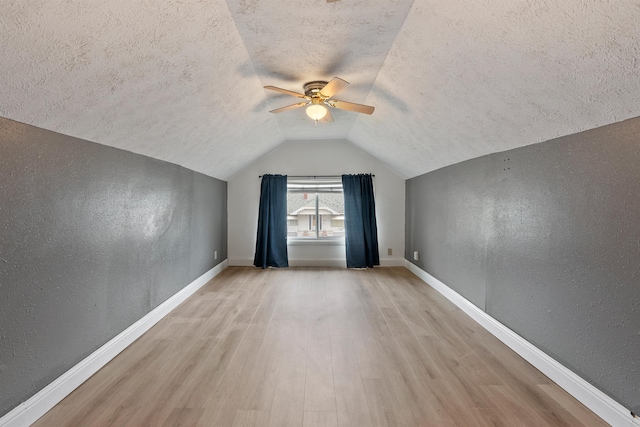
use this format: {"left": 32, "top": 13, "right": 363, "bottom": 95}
{"left": 33, "top": 267, "right": 608, "bottom": 426}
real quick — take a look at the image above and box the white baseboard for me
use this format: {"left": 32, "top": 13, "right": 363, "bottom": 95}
{"left": 288, "top": 258, "right": 404, "bottom": 267}
{"left": 229, "top": 258, "right": 405, "bottom": 268}
{"left": 290, "top": 258, "right": 346, "bottom": 267}
{"left": 0, "top": 260, "right": 229, "bottom": 427}
{"left": 404, "top": 260, "right": 636, "bottom": 427}
{"left": 379, "top": 258, "right": 405, "bottom": 267}
{"left": 230, "top": 258, "right": 346, "bottom": 267}
{"left": 228, "top": 258, "right": 254, "bottom": 267}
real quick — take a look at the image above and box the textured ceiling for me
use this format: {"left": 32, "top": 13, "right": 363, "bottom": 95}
{"left": 350, "top": 0, "right": 640, "bottom": 177}
{"left": 2, "top": 0, "right": 639, "bottom": 179}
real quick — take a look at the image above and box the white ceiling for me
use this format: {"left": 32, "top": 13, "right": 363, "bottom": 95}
{"left": 2, "top": 0, "right": 639, "bottom": 180}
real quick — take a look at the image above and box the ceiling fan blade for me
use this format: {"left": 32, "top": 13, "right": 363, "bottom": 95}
{"left": 320, "top": 108, "right": 334, "bottom": 123}
{"left": 264, "top": 86, "right": 307, "bottom": 99}
{"left": 269, "top": 102, "right": 308, "bottom": 113}
{"left": 327, "top": 99, "right": 375, "bottom": 115}
{"left": 319, "top": 77, "right": 349, "bottom": 98}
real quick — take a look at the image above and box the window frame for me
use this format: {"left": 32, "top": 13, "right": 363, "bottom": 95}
{"left": 286, "top": 178, "right": 345, "bottom": 244}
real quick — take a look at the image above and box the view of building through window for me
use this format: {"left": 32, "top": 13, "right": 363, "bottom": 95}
{"left": 287, "top": 186, "right": 344, "bottom": 238}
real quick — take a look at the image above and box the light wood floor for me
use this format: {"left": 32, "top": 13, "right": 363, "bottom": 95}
{"left": 34, "top": 267, "right": 607, "bottom": 427}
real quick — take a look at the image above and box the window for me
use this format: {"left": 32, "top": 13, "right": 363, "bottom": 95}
{"left": 287, "top": 177, "right": 344, "bottom": 240}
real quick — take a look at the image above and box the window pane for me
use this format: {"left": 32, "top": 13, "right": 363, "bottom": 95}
{"left": 317, "top": 192, "right": 344, "bottom": 237}
{"left": 287, "top": 178, "right": 344, "bottom": 240}
{"left": 287, "top": 192, "right": 316, "bottom": 237}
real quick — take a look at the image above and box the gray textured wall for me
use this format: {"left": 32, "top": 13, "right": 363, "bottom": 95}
{"left": 406, "top": 118, "right": 640, "bottom": 412}
{"left": 0, "top": 118, "right": 227, "bottom": 417}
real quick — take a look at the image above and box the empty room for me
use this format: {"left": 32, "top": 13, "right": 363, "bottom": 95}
{"left": 1, "top": 1, "right": 639, "bottom": 426}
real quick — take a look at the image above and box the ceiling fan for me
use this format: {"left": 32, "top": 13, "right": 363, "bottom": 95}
{"left": 264, "top": 77, "right": 375, "bottom": 123}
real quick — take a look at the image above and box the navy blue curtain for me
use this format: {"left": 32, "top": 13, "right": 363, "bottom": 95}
{"left": 342, "top": 174, "right": 380, "bottom": 268}
{"left": 253, "top": 174, "right": 289, "bottom": 268}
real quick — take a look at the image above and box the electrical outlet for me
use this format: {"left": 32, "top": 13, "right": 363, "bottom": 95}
{"left": 214, "top": 251, "right": 218, "bottom": 260}
{"left": 413, "top": 251, "right": 419, "bottom": 261}
{"left": 387, "top": 248, "right": 392, "bottom": 256}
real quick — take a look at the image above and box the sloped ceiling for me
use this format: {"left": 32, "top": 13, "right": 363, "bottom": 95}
{"left": 1, "top": 0, "right": 639, "bottom": 180}
{"left": 350, "top": 0, "right": 640, "bottom": 177}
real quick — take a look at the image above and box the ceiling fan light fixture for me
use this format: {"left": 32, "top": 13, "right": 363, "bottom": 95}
{"left": 264, "top": 77, "right": 374, "bottom": 122}
{"left": 306, "top": 104, "right": 327, "bottom": 120}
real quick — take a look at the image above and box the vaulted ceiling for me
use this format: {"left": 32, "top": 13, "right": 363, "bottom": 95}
{"left": 2, "top": 0, "right": 639, "bottom": 180}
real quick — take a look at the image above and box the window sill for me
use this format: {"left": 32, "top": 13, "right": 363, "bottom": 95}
{"left": 287, "top": 237, "right": 345, "bottom": 246}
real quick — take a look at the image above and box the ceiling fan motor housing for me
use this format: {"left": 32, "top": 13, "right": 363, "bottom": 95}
{"left": 304, "top": 81, "right": 329, "bottom": 98}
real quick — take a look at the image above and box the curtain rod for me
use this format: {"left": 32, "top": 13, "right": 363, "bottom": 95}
{"left": 258, "top": 174, "right": 375, "bottom": 178}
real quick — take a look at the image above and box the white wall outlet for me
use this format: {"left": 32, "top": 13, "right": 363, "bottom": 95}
{"left": 413, "top": 251, "right": 419, "bottom": 261}
{"left": 214, "top": 250, "right": 218, "bottom": 260}
{"left": 387, "top": 248, "right": 392, "bottom": 256}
